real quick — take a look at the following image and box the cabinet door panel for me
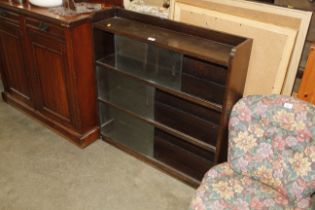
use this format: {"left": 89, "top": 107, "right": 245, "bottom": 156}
{"left": 29, "top": 33, "right": 73, "bottom": 125}
{"left": 0, "top": 22, "right": 32, "bottom": 105}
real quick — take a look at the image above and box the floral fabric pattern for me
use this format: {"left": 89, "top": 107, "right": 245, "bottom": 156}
{"left": 229, "top": 95, "right": 315, "bottom": 202}
{"left": 190, "top": 163, "right": 312, "bottom": 210}
{"left": 190, "top": 95, "right": 315, "bottom": 210}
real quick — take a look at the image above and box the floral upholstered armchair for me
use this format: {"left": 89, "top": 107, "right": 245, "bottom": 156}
{"left": 190, "top": 95, "right": 315, "bottom": 210}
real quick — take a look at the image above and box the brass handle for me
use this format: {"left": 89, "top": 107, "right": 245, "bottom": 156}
{"left": 38, "top": 22, "right": 49, "bottom": 32}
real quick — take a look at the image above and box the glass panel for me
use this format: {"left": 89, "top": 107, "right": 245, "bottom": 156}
{"left": 97, "top": 67, "right": 155, "bottom": 119}
{"left": 97, "top": 34, "right": 227, "bottom": 106}
{"left": 99, "top": 102, "right": 154, "bottom": 156}
{"left": 97, "top": 67, "right": 220, "bottom": 145}
{"left": 99, "top": 102, "right": 214, "bottom": 179}
{"left": 114, "top": 35, "right": 183, "bottom": 90}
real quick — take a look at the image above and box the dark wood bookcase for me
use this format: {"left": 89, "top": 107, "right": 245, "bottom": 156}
{"left": 93, "top": 8, "right": 252, "bottom": 186}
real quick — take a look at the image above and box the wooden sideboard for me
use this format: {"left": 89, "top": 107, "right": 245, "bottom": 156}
{"left": 0, "top": 1, "right": 122, "bottom": 147}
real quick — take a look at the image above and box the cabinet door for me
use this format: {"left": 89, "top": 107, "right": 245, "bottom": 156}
{"left": 0, "top": 21, "right": 33, "bottom": 106}
{"left": 28, "top": 32, "right": 74, "bottom": 126}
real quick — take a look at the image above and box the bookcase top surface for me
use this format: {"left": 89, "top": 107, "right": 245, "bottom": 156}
{"left": 94, "top": 16, "right": 235, "bottom": 66}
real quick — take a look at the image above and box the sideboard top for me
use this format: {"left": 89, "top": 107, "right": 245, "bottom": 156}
{"left": 0, "top": 0, "right": 116, "bottom": 27}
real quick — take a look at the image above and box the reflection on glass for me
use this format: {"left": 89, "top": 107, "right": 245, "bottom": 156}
{"left": 114, "top": 35, "right": 183, "bottom": 89}
{"left": 96, "top": 66, "right": 220, "bottom": 145}
{"left": 99, "top": 102, "right": 154, "bottom": 156}
{"left": 97, "top": 67, "right": 155, "bottom": 119}
{"left": 97, "top": 34, "right": 226, "bottom": 106}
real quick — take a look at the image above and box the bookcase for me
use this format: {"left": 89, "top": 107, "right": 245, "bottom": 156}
{"left": 93, "top": 8, "right": 252, "bottom": 186}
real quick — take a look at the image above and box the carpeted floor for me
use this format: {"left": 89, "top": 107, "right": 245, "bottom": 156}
{"left": 1, "top": 82, "right": 314, "bottom": 210}
{"left": 0, "top": 83, "right": 194, "bottom": 210}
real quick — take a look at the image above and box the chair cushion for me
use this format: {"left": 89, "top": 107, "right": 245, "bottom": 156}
{"left": 190, "top": 163, "right": 311, "bottom": 210}
{"left": 228, "top": 95, "right": 315, "bottom": 202}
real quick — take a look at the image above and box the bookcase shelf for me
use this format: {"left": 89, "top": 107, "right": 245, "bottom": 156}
{"left": 96, "top": 54, "right": 224, "bottom": 111}
{"left": 94, "top": 16, "right": 234, "bottom": 65}
{"left": 93, "top": 8, "right": 252, "bottom": 186}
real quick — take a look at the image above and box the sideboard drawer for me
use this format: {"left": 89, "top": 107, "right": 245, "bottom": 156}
{"left": 0, "top": 9, "right": 20, "bottom": 24}
{"left": 25, "top": 17, "right": 65, "bottom": 40}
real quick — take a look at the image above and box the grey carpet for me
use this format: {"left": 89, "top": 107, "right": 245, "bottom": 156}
{"left": 0, "top": 83, "right": 194, "bottom": 210}
{"left": 1, "top": 82, "right": 313, "bottom": 210}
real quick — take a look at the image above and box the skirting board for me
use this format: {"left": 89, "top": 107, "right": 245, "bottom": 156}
{"left": 172, "top": 3, "right": 297, "bottom": 95}
{"left": 170, "top": 0, "right": 312, "bottom": 95}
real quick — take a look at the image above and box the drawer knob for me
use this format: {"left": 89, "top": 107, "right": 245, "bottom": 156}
{"left": 38, "top": 22, "right": 49, "bottom": 32}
